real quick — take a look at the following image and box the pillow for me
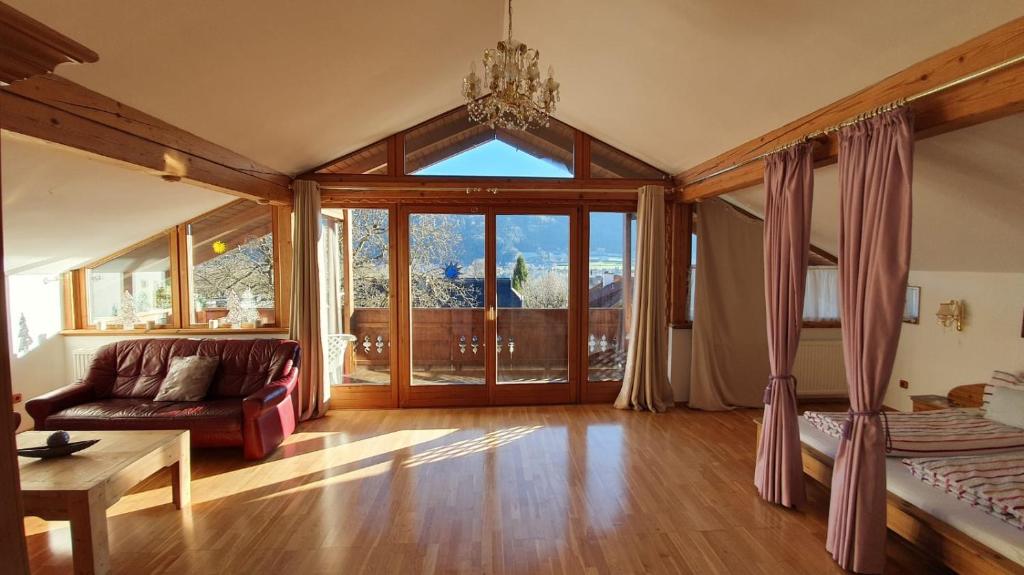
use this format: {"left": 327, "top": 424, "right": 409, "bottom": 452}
{"left": 982, "top": 370, "right": 1024, "bottom": 413}
{"left": 153, "top": 356, "right": 220, "bottom": 401}
{"left": 990, "top": 369, "right": 1024, "bottom": 387}
{"left": 983, "top": 384, "right": 1024, "bottom": 429}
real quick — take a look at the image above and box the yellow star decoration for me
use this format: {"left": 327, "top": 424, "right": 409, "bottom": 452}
{"left": 212, "top": 240, "right": 227, "bottom": 254}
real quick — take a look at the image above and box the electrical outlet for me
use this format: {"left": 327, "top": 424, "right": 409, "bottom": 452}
{"left": 899, "top": 380, "right": 909, "bottom": 390}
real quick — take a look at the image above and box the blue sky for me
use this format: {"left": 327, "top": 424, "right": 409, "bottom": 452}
{"left": 414, "top": 140, "right": 572, "bottom": 178}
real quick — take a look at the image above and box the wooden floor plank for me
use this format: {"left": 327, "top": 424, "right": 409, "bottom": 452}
{"left": 23, "top": 405, "right": 937, "bottom": 574}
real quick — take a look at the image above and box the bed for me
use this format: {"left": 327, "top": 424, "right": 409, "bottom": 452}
{"left": 761, "top": 384, "right": 1024, "bottom": 575}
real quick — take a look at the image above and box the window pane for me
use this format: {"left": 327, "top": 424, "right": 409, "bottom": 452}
{"left": 9, "top": 274, "right": 63, "bottom": 357}
{"left": 687, "top": 232, "right": 696, "bottom": 322}
{"left": 497, "top": 214, "right": 570, "bottom": 384}
{"left": 590, "top": 138, "right": 664, "bottom": 179}
{"left": 86, "top": 234, "right": 172, "bottom": 327}
{"left": 322, "top": 208, "right": 392, "bottom": 386}
{"left": 404, "top": 107, "right": 574, "bottom": 177}
{"left": 409, "top": 213, "right": 486, "bottom": 385}
{"left": 804, "top": 267, "right": 840, "bottom": 321}
{"left": 587, "top": 212, "right": 636, "bottom": 382}
{"left": 188, "top": 201, "right": 275, "bottom": 326}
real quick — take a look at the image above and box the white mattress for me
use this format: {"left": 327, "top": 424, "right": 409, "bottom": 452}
{"left": 799, "top": 418, "right": 1024, "bottom": 566}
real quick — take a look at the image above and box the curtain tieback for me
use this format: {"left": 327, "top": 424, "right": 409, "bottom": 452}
{"left": 840, "top": 409, "right": 893, "bottom": 453}
{"left": 763, "top": 374, "right": 797, "bottom": 405}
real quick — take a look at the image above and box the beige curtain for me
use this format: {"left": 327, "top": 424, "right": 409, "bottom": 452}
{"left": 614, "top": 185, "right": 673, "bottom": 412}
{"left": 689, "top": 199, "right": 770, "bottom": 410}
{"left": 289, "top": 180, "right": 327, "bottom": 421}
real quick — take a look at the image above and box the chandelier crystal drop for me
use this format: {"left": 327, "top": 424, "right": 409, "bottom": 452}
{"left": 462, "top": 0, "right": 559, "bottom": 131}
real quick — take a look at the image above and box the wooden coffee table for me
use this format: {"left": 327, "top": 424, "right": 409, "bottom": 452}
{"left": 17, "top": 430, "right": 190, "bottom": 575}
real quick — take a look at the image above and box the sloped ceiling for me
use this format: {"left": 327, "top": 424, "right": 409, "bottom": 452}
{"left": 1, "top": 132, "right": 233, "bottom": 274}
{"left": 725, "top": 113, "right": 1024, "bottom": 273}
{"left": 5, "top": 1, "right": 1023, "bottom": 176}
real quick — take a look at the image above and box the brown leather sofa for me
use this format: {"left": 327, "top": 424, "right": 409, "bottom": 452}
{"left": 26, "top": 338, "right": 300, "bottom": 460}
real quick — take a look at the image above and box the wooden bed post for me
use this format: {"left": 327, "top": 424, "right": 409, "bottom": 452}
{"left": 0, "top": 3, "right": 100, "bottom": 571}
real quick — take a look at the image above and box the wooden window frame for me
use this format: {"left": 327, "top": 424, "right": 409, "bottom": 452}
{"left": 62, "top": 203, "right": 292, "bottom": 335}
{"left": 303, "top": 105, "right": 672, "bottom": 193}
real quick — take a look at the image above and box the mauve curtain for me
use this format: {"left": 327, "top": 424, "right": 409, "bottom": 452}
{"left": 689, "top": 199, "right": 771, "bottom": 410}
{"left": 827, "top": 107, "right": 914, "bottom": 574}
{"left": 614, "top": 185, "right": 673, "bottom": 412}
{"left": 290, "top": 180, "right": 328, "bottom": 421}
{"left": 754, "top": 143, "right": 814, "bottom": 509}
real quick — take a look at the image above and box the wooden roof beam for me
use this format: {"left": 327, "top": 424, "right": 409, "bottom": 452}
{"left": 1, "top": 75, "right": 292, "bottom": 205}
{"left": 678, "top": 16, "right": 1024, "bottom": 202}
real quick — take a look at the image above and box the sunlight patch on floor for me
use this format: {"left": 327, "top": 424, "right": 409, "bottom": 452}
{"left": 105, "top": 428, "right": 459, "bottom": 516}
{"left": 249, "top": 460, "right": 396, "bottom": 501}
{"left": 403, "top": 425, "right": 542, "bottom": 468}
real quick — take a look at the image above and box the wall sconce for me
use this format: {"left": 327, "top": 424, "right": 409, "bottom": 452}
{"left": 935, "top": 300, "right": 964, "bottom": 331}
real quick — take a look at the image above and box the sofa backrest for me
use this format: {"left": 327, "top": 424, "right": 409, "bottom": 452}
{"left": 85, "top": 338, "right": 300, "bottom": 399}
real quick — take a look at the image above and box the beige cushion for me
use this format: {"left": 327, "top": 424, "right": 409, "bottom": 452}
{"left": 984, "top": 384, "right": 1024, "bottom": 429}
{"left": 154, "top": 356, "right": 220, "bottom": 401}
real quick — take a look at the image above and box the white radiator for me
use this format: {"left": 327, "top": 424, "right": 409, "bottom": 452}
{"left": 793, "top": 339, "right": 847, "bottom": 397}
{"left": 71, "top": 348, "right": 98, "bottom": 382}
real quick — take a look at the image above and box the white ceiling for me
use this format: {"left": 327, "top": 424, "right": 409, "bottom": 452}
{"left": 6, "top": 0, "right": 1023, "bottom": 176}
{"left": 1, "top": 132, "right": 233, "bottom": 274}
{"left": 726, "top": 113, "right": 1024, "bottom": 273}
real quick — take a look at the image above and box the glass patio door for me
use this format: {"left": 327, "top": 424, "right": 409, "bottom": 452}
{"left": 492, "top": 210, "right": 575, "bottom": 404}
{"left": 399, "top": 206, "right": 576, "bottom": 407}
{"left": 401, "top": 209, "right": 489, "bottom": 406}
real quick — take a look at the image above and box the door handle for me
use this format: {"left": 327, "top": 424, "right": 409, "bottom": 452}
{"left": 486, "top": 306, "right": 495, "bottom": 321}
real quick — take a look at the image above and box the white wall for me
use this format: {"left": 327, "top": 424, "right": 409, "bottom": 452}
{"left": 885, "top": 271, "right": 1024, "bottom": 411}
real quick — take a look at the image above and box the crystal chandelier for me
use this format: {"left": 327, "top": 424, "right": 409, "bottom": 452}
{"left": 462, "top": 0, "right": 560, "bottom": 130}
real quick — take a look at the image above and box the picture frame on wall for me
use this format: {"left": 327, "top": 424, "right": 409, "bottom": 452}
{"left": 903, "top": 286, "right": 921, "bottom": 324}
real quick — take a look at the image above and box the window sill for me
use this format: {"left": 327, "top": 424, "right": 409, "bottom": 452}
{"left": 803, "top": 321, "right": 841, "bottom": 329}
{"left": 61, "top": 327, "right": 290, "bottom": 336}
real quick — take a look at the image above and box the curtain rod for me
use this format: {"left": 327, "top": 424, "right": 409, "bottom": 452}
{"left": 684, "top": 52, "right": 1024, "bottom": 188}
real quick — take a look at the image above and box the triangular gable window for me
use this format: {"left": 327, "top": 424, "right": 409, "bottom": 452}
{"left": 312, "top": 105, "right": 667, "bottom": 180}
{"left": 404, "top": 107, "right": 574, "bottom": 177}
{"left": 412, "top": 139, "right": 572, "bottom": 177}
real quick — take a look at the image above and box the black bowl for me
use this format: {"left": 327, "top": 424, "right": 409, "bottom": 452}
{"left": 17, "top": 439, "right": 100, "bottom": 459}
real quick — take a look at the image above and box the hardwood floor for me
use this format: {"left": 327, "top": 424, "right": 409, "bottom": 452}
{"left": 23, "top": 405, "right": 944, "bottom": 574}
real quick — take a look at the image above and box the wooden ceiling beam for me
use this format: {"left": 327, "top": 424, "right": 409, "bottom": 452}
{"left": 1, "top": 75, "right": 292, "bottom": 205}
{"left": 678, "top": 16, "right": 1024, "bottom": 202}
{"left": 0, "top": 3, "right": 97, "bottom": 84}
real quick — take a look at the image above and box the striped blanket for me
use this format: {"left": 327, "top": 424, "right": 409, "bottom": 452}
{"left": 904, "top": 453, "right": 1024, "bottom": 530}
{"left": 803, "top": 408, "right": 1024, "bottom": 456}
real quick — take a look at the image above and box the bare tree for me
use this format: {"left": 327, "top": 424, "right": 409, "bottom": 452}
{"left": 193, "top": 234, "right": 275, "bottom": 309}
{"left": 346, "top": 211, "right": 476, "bottom": 309}
{"left": 520, "top": 271, "right": 569, "bottom": 309}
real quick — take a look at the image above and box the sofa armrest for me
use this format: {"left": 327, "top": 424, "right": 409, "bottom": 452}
{"left": 25, "top": 383, "right": 96, "bottom": 430}
{"left": 242, "top": 368, "right": 298, "bottom": 419}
